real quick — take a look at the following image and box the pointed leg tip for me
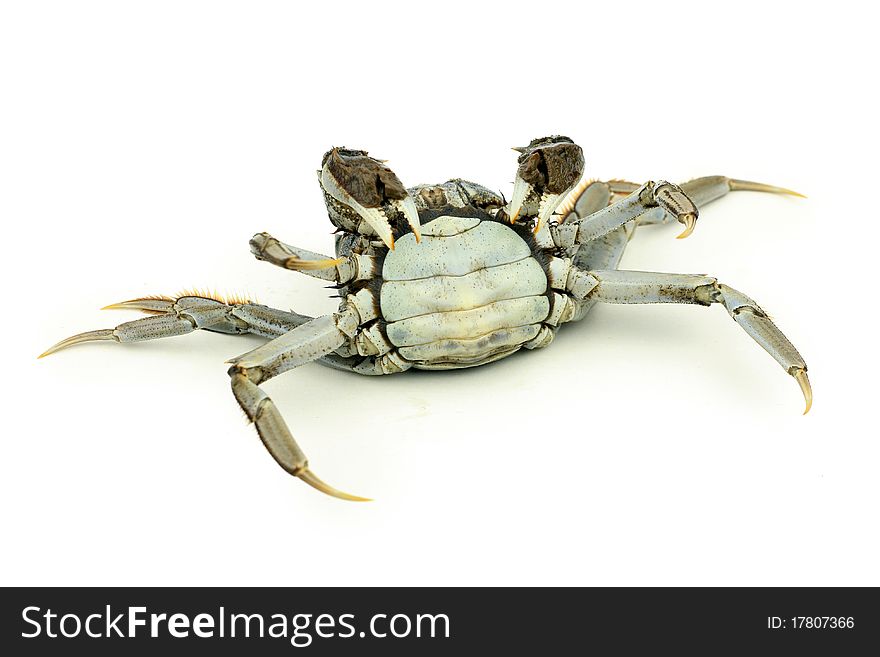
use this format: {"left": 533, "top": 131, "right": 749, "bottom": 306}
{"left": 100, "top": 298, "right": 175, "bottom": 314}
{"left": 38, "top": 343, "right": 68, "bottom": 358}
{"left": 769, "top": 184, "right": 806, "bottom": 199}
{"left": 802, "top": 394, "right": 812, "bottom": 415}
{"left": 793, "top": 368, "right": 812, "bottom": 415}
{"left": 37, "top": 330, "right": 117, "bottom": 358}
{"left": 772, "top": 186, "right": 807, "bottom": 199}
{"left": 297, "top": 468, "right": 371, "bottom": 502}
{"left": 729, "top": 179, "right": 807, "bottom": 199}
{"left": 286, "top": 256, "right": 346, "bottom": 271}
{"left": 37, "top": 341, "right": 66, "bottom": 359}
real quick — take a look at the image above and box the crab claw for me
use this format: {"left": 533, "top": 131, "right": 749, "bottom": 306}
{"left": 676, "top": 213, "right": 698, "bottom": 239}
{"left": 322, "top": 168, "right": 396, "bottom": 249}
{"left": 399, "top": 195, "right": 421, "bottom": 243}
{"left": 320, "top": 148, "right": 421, "bottom": 250}
{"left": 507, "top": 175, "right": 530, "bottom": 225}
{"left": 652, "top": 181, "right": 700, "bottom": 240}
{"left": 360, "top": 207, "right": 400, "bottom": 249}
{"left": 505, "top": 136, "right": 584, "bottom": 234}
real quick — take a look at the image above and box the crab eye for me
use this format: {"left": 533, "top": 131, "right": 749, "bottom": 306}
{"left": 507, "top": 136, "right": 585, "bottom": 233}
{"left": 320, "top": 148, "right": 421, "bottom": 249}
{"left": 454, "top": 180, "right": 505, "bottom": 212}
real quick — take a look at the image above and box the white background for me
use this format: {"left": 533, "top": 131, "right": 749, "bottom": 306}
{"left": 1, "top": 1, "right": 877, "bottom": 586}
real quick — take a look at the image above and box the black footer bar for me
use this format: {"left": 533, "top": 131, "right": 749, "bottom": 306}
{"left": 2, "top": 587, "right": 876, "bottom": 654}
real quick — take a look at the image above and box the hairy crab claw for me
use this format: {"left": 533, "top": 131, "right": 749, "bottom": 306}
{"left": 507, "top": 136, "right": 585, "bottom": 234}
{"left": 320, "top": 147, "right": 421, "bottom": 249}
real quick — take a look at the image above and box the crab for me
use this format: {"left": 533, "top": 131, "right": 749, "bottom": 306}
{"left": 40, "top": 136, "right": 810, "bottom": 500}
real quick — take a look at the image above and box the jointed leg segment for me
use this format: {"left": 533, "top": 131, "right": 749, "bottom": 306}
{"left": 635, "top": 176, "right": 805, "bottom": 229}
{"left": 550, "top": 180, "right": 698, "bottom": 248}
{"left": 249, "top": 232, "right": 379, "bottom": 285}
{"left": 556, "top": 175, "right": 803, "bottom": 239}
{"left": 584, "top": 269, "right": 811, "bottom": 413}
{"left": 41, "top": 294, "right": 371, "bottom": 500}
{"left": 38, "top": 294, "right": 313, "bottom": 357}
{"left": 227, "top": 309, "right": 370, "bottom": 500}
{"left": 38, "top": 292, "right": 370, "bottom": 376}
{"left": 556, "top": 179, "right": 640, "bottom": 221}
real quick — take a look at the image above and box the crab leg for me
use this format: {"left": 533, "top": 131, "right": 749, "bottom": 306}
{"left": 559, "top": 176, "right": 803, "bottom": 231}
{"left": 637, "top": 176, "right": 804, "bottom": 228}
{"left": 559, "top": 176, "right": 802, "bottom": 269}
{"left": 249, "top": 232, "right": 379, "bottom": 284}
{"left": 550, "top": 180, "right": 698, "bottom": 248}
{"left": 227, "top": 308, "right": 370, "bottom": 501}
{"left": 583, "top": 269, "right": 811, "bottom": 413}
{"left": 555, "top": 181, "right": 635, "bottom": 321}
{"left": 681, "top": 176, "right": 804, "bottom": 206}
{"left": 38, "top": 295, "right": 309, "bottom": 358}
{"left": 564, "top": 227, "right": 631, "bottom": 323}
{"left": 38, "top": 293, "right": 365, "bottom": 372}
{"left": 43, "top": 299, "right": 370, "bottom": 499}
{"left": 557, "top": 179, "right": 640, "bottom": 224}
